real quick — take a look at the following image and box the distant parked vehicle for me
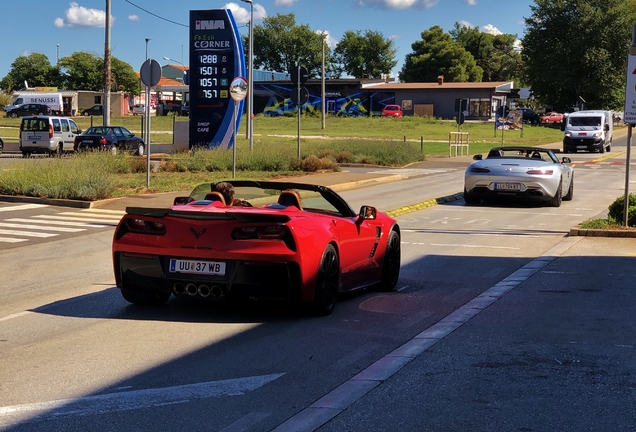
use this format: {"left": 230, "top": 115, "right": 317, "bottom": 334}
{"left": 381, "top": 104, "right": 403, "bottom": 118}
{"left": 132, "top": 104, "right": 145, "bottom": 115}
{"left": 7, "top": 104, "right": 52, "bottom": 118}
{"left": 74, "top": 126, "right": 145, "bottom": 156}
{"left": 517, "top": 107, "right": 540, "bottom": 124}
{"left": 540, "top": 112, "right": 564, "bottom": 124}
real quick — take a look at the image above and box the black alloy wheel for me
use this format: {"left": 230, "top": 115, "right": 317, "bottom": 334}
{"left": 463, "top": 188, "right": 480, "bottom": 205}
{"left": 563, "top": 175, "right": 574, "bottom": 201}
{"left": 378, "top": 230, "right": 401, "bottom": 291}
{"left": 313, "top": 244, "right": 339, "bottom": 316}
{"left": 549, "top": 180, "right": 563, "bottom": 208}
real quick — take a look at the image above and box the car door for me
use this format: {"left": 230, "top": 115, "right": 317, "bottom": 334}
{"left": 331, "top": 213, "right": 384, "bottom": 288}
{"left": 60, "top": 119, "right": 75, "bottom": 149}
{"left": 112, "top": 127, "right": 126, "bottom": 150}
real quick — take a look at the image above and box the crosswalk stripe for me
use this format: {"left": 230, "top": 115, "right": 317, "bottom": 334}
{"left": 5, "top": 218, "right": 109, "bottom": 228}
{"left": 0, "top": 204, "right": 49, "bottom": 212}
{"left": 0, "top": 222, "right": 85, "bottom": 232}
{"left": 57, "top": 211, "right": 122, "bottom": 220}
{"left": 0, "top": 237, "right": 28, "bottom": 243}
{"left": 33, "top": 215, "right": 119, "bottom": 225}
{"left": 78, "top": 209, "right": 125, "bottom": 215}
{"left": 0, "top": 229, "right": 57, "bottom": 238}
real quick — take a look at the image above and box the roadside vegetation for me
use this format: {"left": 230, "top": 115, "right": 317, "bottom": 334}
{"left": 0, "top": 115, "right": 567, "bottom": 201}
{"left": 580, "top": 194, "right": 636, "bottom": 229}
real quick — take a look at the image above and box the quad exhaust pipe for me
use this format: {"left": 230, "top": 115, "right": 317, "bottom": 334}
{"left": 172, "top": 282, "right": 225, "bottom": 298}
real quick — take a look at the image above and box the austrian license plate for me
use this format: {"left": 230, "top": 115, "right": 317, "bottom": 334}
{"left": 494, "top": 183, "right": 522, "bottom": 191}
{"left": 169, "top": 259, "right": 226, "bottom": 275}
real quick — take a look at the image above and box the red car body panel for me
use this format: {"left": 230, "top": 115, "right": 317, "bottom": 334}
{"left": 381, "top": 105, "right": 403, "bottom": 118}
{"left": 112, "top": 181, "right": 399, "bottom": 308}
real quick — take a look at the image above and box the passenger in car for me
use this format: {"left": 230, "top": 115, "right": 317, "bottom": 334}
{"left": 214, "top": 182, "right": 251, "bottom": 207}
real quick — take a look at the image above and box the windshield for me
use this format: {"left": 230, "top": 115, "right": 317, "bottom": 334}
{"left": 569, "top": 116, "right": 602, "bottom": 127}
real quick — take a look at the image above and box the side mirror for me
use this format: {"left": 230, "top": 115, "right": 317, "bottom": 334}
{"left": 473, "top": 154, "right": 483, "bottom": 161}
{"left": 77, "top": 129, "right": 82, "bottom": 134}
{"left": 173, "top": 196, "right": 194, "bottom": 205}
{"left": 358, "top": 205, "right": 377, "bottom": 221}
{"left": 561, "top": 157, "right": 571, "bottom": 164}
{"left": 560, "top": 123, "right": 565, "bottom": 132}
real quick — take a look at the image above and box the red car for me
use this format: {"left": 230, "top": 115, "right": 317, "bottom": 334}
{"left": 112, "top": 180, "right": 401, "bottom": 315}
{"left": 381, "top": 104, "right": 403, "bottom": 117}
{"left": 540, "top": 112, "right": 564, "bottom": 123}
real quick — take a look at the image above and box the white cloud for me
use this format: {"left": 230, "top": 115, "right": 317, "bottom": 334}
{"left": 513, "top": 39, "right": 522, "bottom": 51}
{"left": 315, "top": 30, "right": 338, "bottom": 49}
{"left": 275, "top": 0, "right": 297, "bottom": 5}
{"left": 223, "top": 2, "right": 267, "bottom": 25}
{"left": 128, "top": 15, "right": 140, "bottom": 21}
{"left": 463, "top": 0, "right": 477, "bottom": 4}
{"left": 354, "top": 0, "right": 439, "bottom": 10}
{"left": 54, "top": 2, "right": 113, "bottom": 28}
{"left": 480, "top": 24, "right": 502, "bottom": 35}
{"left": 459, "top": 20, "right": 473, "bottom": 28}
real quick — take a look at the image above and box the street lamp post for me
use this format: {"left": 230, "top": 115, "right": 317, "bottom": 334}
{"left": 241, "top": 0, "right": 254, "bottom": 151}
{"left": 145, "top": 38, "right": 151, "bottom": 60}
{"left": 56, "top": 44, "right": 60, "bottom": 64}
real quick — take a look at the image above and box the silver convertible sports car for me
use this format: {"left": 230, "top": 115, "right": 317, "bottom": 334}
{"left": 464, "top": 146, "right": 573, "bottom": 207}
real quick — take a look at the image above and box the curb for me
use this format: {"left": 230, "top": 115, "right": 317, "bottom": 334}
{"left": 569, "top": 225, "right": 636, "bottom": 238}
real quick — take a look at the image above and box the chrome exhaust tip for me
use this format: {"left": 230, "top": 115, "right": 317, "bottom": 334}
{"left": 197, "top": 284, "right": 211, "bottom": 297}
{"left": 173, "top": 283, "right": 186, "bottom": 296}
{"left": 210, "top": 285, "right": 224, "bottom": 298}
{"left": 185, "top": 283, "right": 198, "bottom": 296}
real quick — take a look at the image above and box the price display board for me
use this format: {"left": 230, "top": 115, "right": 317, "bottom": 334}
{"left": 189, "top": 9, "right": 246, "bottom": 148}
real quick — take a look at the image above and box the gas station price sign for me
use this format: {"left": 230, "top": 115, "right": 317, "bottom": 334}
{"left": 189, "top": 9, "right": 245, "bottom": 148}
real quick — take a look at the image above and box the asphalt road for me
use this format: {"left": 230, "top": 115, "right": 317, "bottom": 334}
{"left": 0, "top": 134, "right": 634, "bottom": 431}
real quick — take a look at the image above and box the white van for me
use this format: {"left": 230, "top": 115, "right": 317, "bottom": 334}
{"left": 19, "top": 116, "right": 82, "bottom": 157}
{"left": 562, "top": 110, "right": 613, "bottom": 153}
{"left": 5, "top": 92, "right": 63, "bottom": 114}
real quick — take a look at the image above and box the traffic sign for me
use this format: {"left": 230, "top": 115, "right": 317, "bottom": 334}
{"left": 291, "top": 66, "right": 308, "bottom": 85}
{"left": 624, "top": 48, "right": 636, "bottom": 124}
{"left": 140, "top": 59, "right": 162, "bottom": 87}
{"left": 291, "top": 86, "right": 309, "bottom": 105}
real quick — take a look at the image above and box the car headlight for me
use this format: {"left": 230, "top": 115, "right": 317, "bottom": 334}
{"left": 593, "top": 132, "right": 601, "bottom": 138}
{"left": 565, "top": 132, "right": 572, "bottom": 138}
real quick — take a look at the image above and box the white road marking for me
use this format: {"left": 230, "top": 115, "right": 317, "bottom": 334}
{"left": 78, "top": 209, "right": 124, "bottom": 215}
{"left": 56, "top": 211, "right": 122, "bottom": 220}
{"left": 33, "top": 215, "right": 118, "bottom": 225}
{"left": 401, "top": 229, "right": 540, "bottom": 238}
{"left": 0, "top": 237, "right": 28, "bottom": 243}
{"left": 403, "top": 241, "right": 519, "bottom": 250}
{"left": 0, "top": 311, "right": 31, "bottom": 322}
{"left": 5, "top": 218, "right": 109, "bottom": 228}
{"left": 0, "top": 222, "right": 85, "bottom": 232}
{"left": 219, "top": 412, "right": 270, "bottom": 432}
{"left": 0, "top": 204, "right": 49, "bottom": 212}
{"left": 0, "top": 374, "right": 285, "bottom": 423}
{"left": 0, "top": 229, "right": 57, "bottom": 238}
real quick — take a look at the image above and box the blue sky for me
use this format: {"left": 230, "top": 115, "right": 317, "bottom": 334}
{"left": 0, "top": 0, "right": 533, "bottom": 81}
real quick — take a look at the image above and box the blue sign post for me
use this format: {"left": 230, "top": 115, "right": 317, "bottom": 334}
{"left": 189, "top": 9, "right": 246, "bottom": 149}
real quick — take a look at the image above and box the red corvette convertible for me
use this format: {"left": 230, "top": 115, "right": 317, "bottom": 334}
{"left": 112, "top": 180, "right": 401, "bottom": 315}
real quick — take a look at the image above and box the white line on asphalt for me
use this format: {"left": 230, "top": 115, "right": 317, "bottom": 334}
{"left": 56, "top": 212, "right": 123, "bottom": 220}
{"left": 271, "top": 237, "right": 584, "bottom": 432}
{"left": 0, "top": 374, "right": 285, "bottom": 423}
{"left": 5, "top": 218, "right": 109, "bottom": 228}
{"left": 401, "top": 229, "right": 540, "bottom": 238}
{"left": 0, "top": 204, "right": 49, "bottom": 212}
{"left": 0, "top": 229, "right": 57, "bottom": 238}
{"left": 78, "top": 209, "right": 124, "bottom": 215}
{"left": 0, "top": 311, "right": 31, "bottom": 322}
{"left": 0, "top": 222, "right": 85, "bottom": 232}
{"left": 219, "top": 412, "right": 270, "bottom": 432}
{"left": 0, "top": 237, "right": 28, "bottom": 243}
{"left": 403, "top": 241, "right": 519, "bottom": 250}
{"left": 32, "top": 215, "right": 118, "bottom": 225}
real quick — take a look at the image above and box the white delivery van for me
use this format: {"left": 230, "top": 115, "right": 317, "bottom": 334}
{"left": 562, "top": 110, "right": 613, "bottom": 153}
{"left": 4, "top": 92, "right": 63, "bottom": 114}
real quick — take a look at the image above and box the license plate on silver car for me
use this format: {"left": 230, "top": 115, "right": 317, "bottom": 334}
{"left": 494, "top": 183, "right": 522, "bottom": 191}
{"left": 169, "top": 259, "right": 226, "bottom": 275}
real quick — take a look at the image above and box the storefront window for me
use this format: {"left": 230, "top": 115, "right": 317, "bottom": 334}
{"left": 468, "top": 99, "right": 492, "bottom": 117}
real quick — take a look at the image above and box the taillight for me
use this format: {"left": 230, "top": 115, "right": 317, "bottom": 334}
{"left": 232, "top": 225, "right": 287, "bottom": 240}
{"left": 99, "top": 137, "right": 107, "bottom": 145}
{"left": 470, "top": 166, "right": 490, "bottom": 173}
{"left": 123, "top": 218, "right": 166, "bottom": 235}
{"left": 49, "top": 124, "right": 53, "bottom": 139}
{"left": 526, "top": 169, "right": 553, "bottom": 175}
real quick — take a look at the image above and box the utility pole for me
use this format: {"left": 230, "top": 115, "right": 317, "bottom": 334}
{"left": 103, "top": 0, "right": 111, "bottom": 126}
{"left": 321, "top": 32, "right": 326, "bottom": 130}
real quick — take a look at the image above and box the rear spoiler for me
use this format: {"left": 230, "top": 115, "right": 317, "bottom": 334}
{"left": 125, "top": 207, "right": 291, "bottom": 223}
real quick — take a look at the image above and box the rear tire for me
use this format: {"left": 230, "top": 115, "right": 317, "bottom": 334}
{"left": 136, "top": 143, "right": 144, "bottom": 156}
{"left": 121, "top": 288, "right": 170, "bottom": 305}
{"left": 378, "top": 230, "right": 401, "bottom": 291}
{"left": 600, "top": 143, "right": 605, "bottom": 154}
{"left": 464, "top": 188, "right": 480, "bottom": 205}
{"left": 10, "top": 112, "right": 18, "bottom": 118}
{"left": 312, "top": 244, "right": 339, "bottom": 316}
{"left": 549, "top": 180, "right": 563, "bottom": 207}
{"left": 563, "top": 175, "right": 574, "bottom": 201}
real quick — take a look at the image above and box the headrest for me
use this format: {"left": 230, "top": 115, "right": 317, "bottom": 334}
{"left": 204, "top": 191, "right": 227, "bottom": 206}
{"left": 277, "top": 190, "right": 303, "bottom": 210}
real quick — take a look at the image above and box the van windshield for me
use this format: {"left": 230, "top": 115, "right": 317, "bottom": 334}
{"left": 21, "top": 118, "right": 48, "bottom": 132}
{"left": 569, "top": 116, "right": 602, "bottom": 127}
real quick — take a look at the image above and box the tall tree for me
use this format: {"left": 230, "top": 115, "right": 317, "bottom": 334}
{"left": 57, "top": 52, "right": 140, "bottom": 94}
{"left": 399, "top": 26, "right": 483, "bottom": 83}
{"left": 333, "top": 30, "right": 397, "bottom": 79}
{"left": 523, "top": 0, "right": 636, "bottom": 110}
{"left": 251, "top": 13, "right": 330, "bottom": 78}
{"left": 450, "top": 23, "right": 523, "bottom": 83}
{"left": 0, "top": 53, "right": 57, "bottom": 92}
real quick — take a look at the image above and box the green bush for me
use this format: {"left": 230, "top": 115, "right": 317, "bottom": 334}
{"left": 607, "top": 193, "right": 636, "bottom": 227}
